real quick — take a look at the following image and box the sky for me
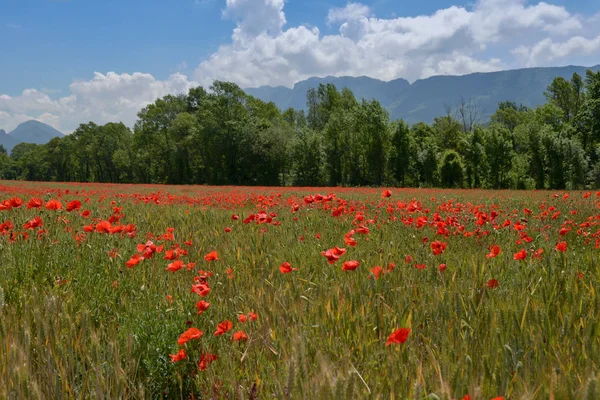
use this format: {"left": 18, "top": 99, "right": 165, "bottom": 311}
{"left": 1, "top": 0, "right": 600, "bottom": 133}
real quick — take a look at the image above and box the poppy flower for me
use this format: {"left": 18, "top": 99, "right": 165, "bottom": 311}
{"left": 386, "top": 328, "right": 410, "bottom": 346}
{"left": 191, "top": 283, "right": 211, "bottom": 297}
{"left": 238, "top": 314, "right": 247, "bottom": 323}
{"left": 387, "top": 262, "right": 396, "bottom": 272}
{"left": 44, "top": 199, "right": 63, "bottom": 211}
{"left": 513, "top": 249, "right": 527, "bottom": 261}
{"left": 404, "top": 255, "right": 413, "bottom": 264}
{"left": 23, "top": 216, "right": 43, "bottom": 230}
{"left": 487, "top": 279, "right": 499, "bottom": 289}
{"left": 169, "top": 348, "right": 187, "bottom": 362}
{"left": 279, "top": 262, "right": 297, "bottom": 274}
{"left": 224, "top": 227, "right": 232, "bottom": 233}
{"left": 204, "top": 251, "right": 219, "bottom": 261}
{"left": 370, "top": 266, "right": 384, "bottom": 280}
{"left": 381, "top": 189, "right": 392, "bottom": 198}
{"left": 66, "top": 200, "right": 82, "bottom": 212}
{"left": 248, "top": 312, "right": 258, "bottom": 321}
{"left": 214, "top": 320, "right": 233, "bottom": 336}
{"left": 27, "top": 198, "right": 43, "bottom": 209}
{"left": 342, "top": 260, "right": 360, "bottom": 271}
{"left": 9, "top": 197, "right": 23, "bottom": 208}
{"left": 430, "top": 241, "right": 447, "bottom": 256}
{"left": 166, "top": 260, "right": 184, "bottom": 272}
{"left": 486, "top": 245, "right": 501, "bottom": 258}
{"left": 415, "top": 264, "right": 427, "bottom": 270}
{"left": 438, "top": 263, "right": 447, "bottom": 272}
{"left": 532, "top": 248, "right": 544, "bottom": 259}
{"left": 199, "top": 353, "right": 218, "bottom": 371}
{"left": 555, "top": 241, "right": 567, "bottom": 252}
{"left": 196, "top": 300, "right": 210, "bottom": 314}
{"left": 232, "top": 331, "right": 248, "bottom": 342}
{"left": 125, "top": 254, "right": 143, "bottom": 268}
{"left": 177, "top": 327, "right": 203, "bottom": 346}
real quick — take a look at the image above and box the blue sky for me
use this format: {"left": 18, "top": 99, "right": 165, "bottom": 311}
{"left": 1, "top": 0, "right": 600, "bottom": 132}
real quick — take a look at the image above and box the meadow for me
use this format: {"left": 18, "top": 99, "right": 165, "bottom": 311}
{"left": 0, "top": 180, "right": 599, "bottom": 399}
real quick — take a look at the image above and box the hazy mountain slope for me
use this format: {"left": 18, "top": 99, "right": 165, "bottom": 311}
{"left": 246, "top": 65, "right": 600, "bottom": 123}
{"left": 9, "top": 120, "right": 64, "bottom": 145}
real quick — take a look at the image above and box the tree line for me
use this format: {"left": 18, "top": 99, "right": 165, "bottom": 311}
{"left": 1, "top": 70, "right": 600, "bottom": 189}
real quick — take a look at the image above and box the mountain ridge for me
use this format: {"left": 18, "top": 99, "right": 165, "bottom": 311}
{"left": 0, "top": 120, "right": 64, "bottom": 154}
{"left": 246, "top": 65, "right": 600, "bottom": 124}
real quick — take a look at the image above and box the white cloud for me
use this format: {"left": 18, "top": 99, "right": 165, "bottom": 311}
{"left": 327, "top": 3, "right": 370, "bottom": 24}
{"left": 0, "top": 72, "right": 197, "bottom": 133}
{"left": 2, "top": 0, "right": 600, "bottom": 133}
{"left": 514, "top": 35, "right": 600, "bottom": 66}
{"left": 193, "top": 0, "right": 598, "bottom": 88}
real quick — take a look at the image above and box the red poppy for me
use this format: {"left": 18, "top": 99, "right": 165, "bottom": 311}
{"left": 342, "top": 260, "right": 360, "bottom": 271}
{"left": 66, "top": 200, "right": 82, "bottom": 212}
{"left": 279, "top": 262, "right": 297, "bottom": 274}
{"left": 248, "top": 312, "right": 258, "bottom": 321}
{"left": 381, "top": 189, "right": 392, "bottom": 198}
{"left": 44, "top": 199, "right": 63, "bottom": 211}
{"left": 486, "top": 245, "right": 501, "bottom": 258}
{"left": 9, "top": 197, "right": 23, "bottom": 208}
{"left": 513, "top": 249, "right": 527, "bottom": 261}
{"left": 169, "top": 348, "right": 187, "bottom": 362}
{"left": 166, "top": 260, "right": 184, "bottom": 272}
{"left": 386, "top": 328, "right": 410, "bottom": 346}
{"left": 27, "top": 198, "right": 43, "bottom": 209}
{"left": 430, "top": 241, "right": 447, "bottom": 256}
{"left": 532, "top": 248, "right": 544, "bottom": 259}
{"left": 404, "top": 255, "right": 413, "bottom": 264}
{"left": 370, "top": 266, "right": 384, "bottom": 280}
{"left": 438, "top": 263, "right": 447, "bottom": 272}
{"left": 415, "top": 264, "right": 427, "bottom": 270}
{"left": 232, "top": 331, "right": 248, "bottom": 342}
{"left": 198, "top": 353, "right": 218, "bottom": 371}
{"left": 23, "top": 216, "right": 43, "bottom": 230}
{"left": 125, "top": 254, "right": 143, "bottom": 268}
{"left": 191, "top": 283, "right": 211, "bottom": 297}
{"left": 224, "top": 227, "right": 232, "bottom": 233}
{"left": 487, "top": 279, "right": 499, "bottom": 289}
{"left": 238, "top": 314, "right": 247, "bottom": 323}
{"left": 214, "top": 320, "right": 233, "bottom": 336}
{"left": 555, "top": 241, "right": 567, "bottom": 252}
{"left": 177, "top": 327, "right": 203, "bottom": 346}
{"left": 204, "top": 251, "right": 219, "bottom": 261}
{"left": 196, "top": 300, "right": 210, "bottom": 314}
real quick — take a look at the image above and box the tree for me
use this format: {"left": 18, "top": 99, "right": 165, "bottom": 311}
{"left": 484, "top": 124, "right": 513, "bottom": 189}
{"left": 455, "top": 97, "right": 483, "bottom": 133}
{"left": 389, "top": 120, "right": 412, "bottom": 186}
{"left": 439, "top": 150, "right": 464, "bottom": 188}
{"left": 464, "top": 126, "right": 486, "bottom": 188}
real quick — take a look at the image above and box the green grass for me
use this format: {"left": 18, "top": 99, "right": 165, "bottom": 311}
{"left": 0, "top": 182, "right": 599, "bottom": 399}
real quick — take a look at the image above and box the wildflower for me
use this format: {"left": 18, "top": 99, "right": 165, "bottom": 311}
{"left": 177, "top": 327, "right": 203, "bottom": 346}
{"left": 204, "top": 251, "right": 219, "bottom": 261}
{"left": 195, "top": 300, "right": 210, "bottom": 314}
{"left": 386, "top": 328, "right": 410, "bottom": 346}
{"left": 214, "top": 320, "right": 233, "bottom": 336}
{"left": 279, "top": 262, "right": 297, "bottom": 274}
{"left": 342, "top": 260, "right": 360, "bottom": 271}
{"left": 169, "top": 348, "right": 187, "bottom": 362}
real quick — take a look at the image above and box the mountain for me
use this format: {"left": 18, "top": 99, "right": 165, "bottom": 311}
{"left": 0, "top": 129, "right": 18, "bottom": 154}
{"left": 9, "top": 120, "right": 64, "bottom": 144}
{"left": 246, "top": 65, "right": 600, "bottom": 124}
{"left": 0, "top": 120, "right": 64, "bottom": 154}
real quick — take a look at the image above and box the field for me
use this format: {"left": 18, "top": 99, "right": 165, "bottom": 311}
{"left": 1, "top": 181, "right": 599, "bottom": 399}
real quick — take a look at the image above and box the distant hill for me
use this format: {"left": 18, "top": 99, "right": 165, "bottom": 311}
{"left": 0, "top": 120, "right": 64, "bottom": 154}
{"left": 246, "top": 65, "right": 600, "bottom": 124}
{"left": 0, "top": 129, "right": 18, "bottom": 154}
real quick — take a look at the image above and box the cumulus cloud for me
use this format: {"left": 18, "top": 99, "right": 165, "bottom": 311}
{"left": 2, "top": 0, "right": 600, "bottom": 133}
{"left": 193, "top": 0, "right": 598, "bottom": 88}
{"left": 0, "top": 72, "right": 196, "bottom": 133}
